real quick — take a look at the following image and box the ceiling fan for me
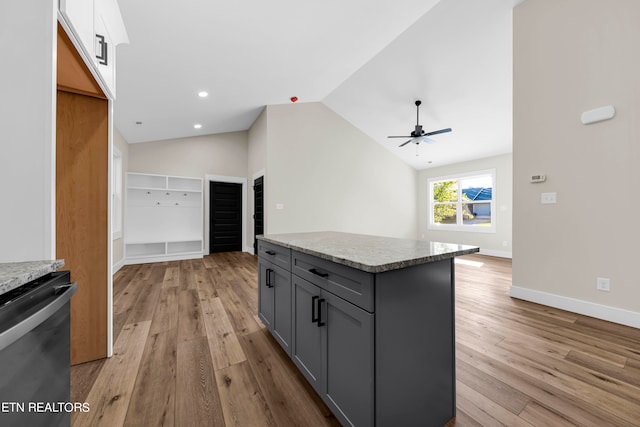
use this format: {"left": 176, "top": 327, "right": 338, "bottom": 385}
{"left": 388, "top": 100, "right": 452, "bottom": 147}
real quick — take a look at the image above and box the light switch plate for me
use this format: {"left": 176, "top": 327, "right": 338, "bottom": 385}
{"left": 541, "top": 192, "right": 557, "bottom": 204}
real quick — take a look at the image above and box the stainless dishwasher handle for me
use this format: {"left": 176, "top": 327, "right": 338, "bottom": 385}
{"left": 0, "top": 282, "right": 78, "bottom": 352}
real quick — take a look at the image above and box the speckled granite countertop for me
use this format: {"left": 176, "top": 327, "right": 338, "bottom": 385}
{"left": 257, "top": 231, "right": 479, "bottom": 273}
{"left": 0, "top": 260, "right": 65, "bottom": 296}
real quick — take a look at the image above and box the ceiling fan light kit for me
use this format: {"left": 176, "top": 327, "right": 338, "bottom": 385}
{"left": 388, "top": 100, "right": 452, "bottom": 147}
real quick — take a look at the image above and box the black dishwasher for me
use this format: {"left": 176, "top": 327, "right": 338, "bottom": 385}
{"left": 0, "top": 271, "right": 77, "bottom": 427}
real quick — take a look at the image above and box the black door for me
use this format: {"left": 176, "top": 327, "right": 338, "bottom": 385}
{"left": 253, "top": 176, "right": 264, "bottom": 254}
{"left": 210, "top": 181, "right": 242, "bottom": 253}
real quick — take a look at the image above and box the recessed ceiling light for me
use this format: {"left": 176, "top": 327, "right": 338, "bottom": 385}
{"left": 194, "top": 124, "right": 202, "bottom": 129}
{"left": 198, "top": 91, "right": 208, "bottom": 98}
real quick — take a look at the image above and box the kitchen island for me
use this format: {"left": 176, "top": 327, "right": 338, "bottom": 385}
{"left": 256, "top": 231, "right": 479, "bottom": 427}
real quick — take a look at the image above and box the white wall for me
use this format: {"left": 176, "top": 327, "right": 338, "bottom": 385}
{"left": 265, "top": 102, "right": 417, "bottom": 239}
{"left": 247, "top": 108, "right": 267, "bottom": 251}
{"left": 128, "top": 132, "right": 248, "bottom": 178}
{"left": 513, "top": 0, "right": 640, "bottom": 326}
{"left": 0, "top": 1, "right": 57, "bottom": 262}
{"left": 112, "top": 128, "right": 129, "bottom": 268}
{"left": 417, "top": 153, "right": 512, "bottom": 257}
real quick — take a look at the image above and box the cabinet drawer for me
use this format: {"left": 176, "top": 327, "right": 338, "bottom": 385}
{"left": 258, "top": 240, "right": 291, "bottom": 271}
{"left": 292, "top": 251, "right": 373, "bottom": 312}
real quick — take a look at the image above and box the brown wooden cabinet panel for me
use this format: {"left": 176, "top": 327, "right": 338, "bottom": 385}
{"left": 56, "top": 90, "right": 109, "bottom": 365}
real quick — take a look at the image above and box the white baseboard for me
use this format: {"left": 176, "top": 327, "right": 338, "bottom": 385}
{"left": 244, "top": 245, "right": 255, "bottom": 255}
{"left": 479, "top": 249, "right": 512, "bottom": 259}
{"left": 510, "top": 285, "right": 640, "bottom": 329}
{"left": 124, "top": 252, "right": 204, "bottom": 265}
{"left": 112, "top": 258, "right": 125, "bottom": 274}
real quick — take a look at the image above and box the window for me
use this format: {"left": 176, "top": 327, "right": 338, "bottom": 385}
{"left": 112, "top": 147, "right": 123, "bottom": 239}
{"left": 428, "top": 169, "right": 495, "bottom": 233}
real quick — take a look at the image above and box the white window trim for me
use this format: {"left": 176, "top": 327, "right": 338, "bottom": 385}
{"left": 112, "top": 146, "right": 123, "bottom": 240}
{"left": 427, "top": 168, "right": 496, "bottom": 233}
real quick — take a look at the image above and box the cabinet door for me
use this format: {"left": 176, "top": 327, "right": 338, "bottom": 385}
{"left": 291, "top": 276, "right": 322, "bottom": 392}
{"left": 59, "top": 0, "right": 95, "bottom": 59}
{"left": 258, "top": 258, "right": 274, "bottom": 329}
{"left": 321, "top": 291, "right": 374, "bottom": 427}
{"left": 93, "top": 10, "right": 116, "bottom": 98}
{"left": 271, "top": 264, "right": 292, "bottom": 355}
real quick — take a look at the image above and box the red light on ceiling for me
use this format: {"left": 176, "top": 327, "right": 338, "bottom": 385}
{"left": 290, "top": 96, "right": 298, "bottom": 103}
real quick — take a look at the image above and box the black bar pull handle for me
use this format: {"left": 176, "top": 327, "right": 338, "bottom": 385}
{"left": 265, "top": 268, "right": 274, "bottom": 288}
{"left": 311, "top": 296, "right": 319, "bottom": 323}
{"left": 265, "top": 250, "right": 276, "bottom": 256}
{"left": 96, "top": 34, "right": 108, "bottom": 66}
{"left": 317, "top": 298, "right": 326, "bottom": 327}
{"left": 309, "top": 268, "right": 328, "bottom": 278}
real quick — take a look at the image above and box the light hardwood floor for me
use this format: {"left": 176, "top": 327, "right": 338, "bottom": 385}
{"left": 71, "top": 253, "right": 640, "bottom": 426}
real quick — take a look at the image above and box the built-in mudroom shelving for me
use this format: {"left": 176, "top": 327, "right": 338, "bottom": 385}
{"left": 125, "top": 172, "right": 203, "bottom": 264}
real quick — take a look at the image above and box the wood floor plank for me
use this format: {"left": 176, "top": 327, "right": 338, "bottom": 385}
{"left": 70, "top": 358, "right": 106, "bottom": 405}
{"left": 177, "top": 289, "right": 205, "bottom": 343}
{"left": 456, "top": 380, "right": 535, "bottom": 427}
{"left": 179, "top": 260, "right": 197, "bottom": 290}
{"left": 112, "top": 276, "right": 146, "bottom": 316}
{"left": 149, "top": 286, "right": 179, "bottom": 335}
{"left": 196, "top": 266, "right": 219, "bottom": 301}
{"left": 124, "top": 278, "right": 163, "bottom": 324}
{"left": 239, "top": 329, "right": 340, "bottom": 427}
{"left": 124, "top": 328, "right": 177, "bottom": 427}
{"left": 519, "top": 401, "right": 578, "bottom": 427}
{"left": 176, "top": 336, "right": 226, "bottom": 427}
{"left": 215, "top": 361, "right": 277, "bottom": 427}
{"left": 113, "top": 264, "right": 141, "bottom": 301}
{"left": 73, "top": 321, "right": 151, "bottom": 427}
{"left": 162, "top": 266, "right": 180, "bottom": 288}
{"left": 201, "top": 297, "right": 247, "bottom": 370}
{"left": 456, "top": 358, "right": 530, "bottom": 415}
{"left": 210, "top": 271, "right": 262, "bottom": 336}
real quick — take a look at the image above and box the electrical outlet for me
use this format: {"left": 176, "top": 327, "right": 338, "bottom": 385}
{"left": 596, "top": 277, "right": 610, "bottom": 292}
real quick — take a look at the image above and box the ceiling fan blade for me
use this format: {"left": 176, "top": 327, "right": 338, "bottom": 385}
{"left": 388, "top": 135, "right": 412, "bottom": 138}
{"left": 399, "top": 139, "right": 412, "bottom": 147}
{"left": 421, "top": 137, "right": 437, "bottom": 144}
{"left": 424, "top": 128, "right": 452, "bottom": 137}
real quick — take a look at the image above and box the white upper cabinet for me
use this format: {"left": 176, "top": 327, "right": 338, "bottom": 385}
{"left": 58, "top": 0, "right": 129, "bottom": 99}
{"left": 59, "top": 0, "right": 95, "bottom": 58}
{"left": 94, "top": 0, "right": 128, "bottom": 98}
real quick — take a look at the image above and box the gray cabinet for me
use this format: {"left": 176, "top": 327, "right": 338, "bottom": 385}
{"left": 258, "top": 242, "right": 292, "bottom": 355}
{"left": 292, "top": 270, "right": 374, "bottom": 427}
{"left": 322, "top": 287, "right": 373, "bottom": 427}
{"left": 291, "top": 276, "right": 322, "bottom": 389}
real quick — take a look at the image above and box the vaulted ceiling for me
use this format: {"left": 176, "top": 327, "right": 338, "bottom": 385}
{"left": 114, "top": 0, "right": 522, "bottom": 170}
